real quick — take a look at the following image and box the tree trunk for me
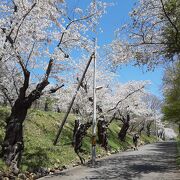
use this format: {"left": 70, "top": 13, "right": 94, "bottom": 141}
{"left": 72, "top": 119, "right": 80, "bottom": 146}
{"left": 44, "top": 100, "right": 48, "bottom": 111}
{"left": 32, "top": 100, "right": 40, "bottom": 110}
{"left": 138, "top": 122, "right": 145, "bottom": 136}
{"left": 3, "top": 97, "right": 8, "bottom": 106}
{"left": 118, "top": 114, "right": 130, "bottom": 142}
{"left": 57, "top": 107, "right": 61, "bottom": 113}
{"left": 1, "top": 42, "right": 59, "bottom": 172}
{"left": 72, "top": 121, "right": 91, "bottom": 164}
{"left": 146, "top": 125, "right": 151, "bottom": 137}
{"left": 1, "top": 70, "right": 51, "bottom": 172}
{"left": 146, "top": 121, "right": 153, "bottom": 137}
{"left": 97, "top": 118, "right": 108, "bottom": 151}
{"left": 1, "top": 99, "right": 29, "bottom": 174}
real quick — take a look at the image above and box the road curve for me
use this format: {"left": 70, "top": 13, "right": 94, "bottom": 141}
{"left": 40, "top": 141, "right": 180, "bottom": 180}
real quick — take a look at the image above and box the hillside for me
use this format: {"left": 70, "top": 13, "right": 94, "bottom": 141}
{"left": 0, "top": 106, "right": 156, "bottom": 177}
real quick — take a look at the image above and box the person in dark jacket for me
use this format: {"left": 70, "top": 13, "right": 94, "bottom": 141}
{"left": 133, "top": 133, "right": 139, "bottom": 150}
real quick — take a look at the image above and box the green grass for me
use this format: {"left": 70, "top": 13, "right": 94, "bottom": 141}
{"left": 140, "top": 133, "right": 157, "bottom": 144}
{"left": 176, "top": 136, "right": 180, "bottom": 167}
{"left": 0, "top": 106, "right": 156, "bottom": 173}
{"left": 108, "top": 122, "right": 132, "bottom": 151}
{"left": 22, "top": 110, "right": 77, "bottom": 171}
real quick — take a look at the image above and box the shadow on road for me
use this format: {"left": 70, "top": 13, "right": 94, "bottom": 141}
{"left": 84, "top": 141, "right": 178, "bottom": 180}
{"left": 42, "top": 142, "right": 179, "bottom": 180}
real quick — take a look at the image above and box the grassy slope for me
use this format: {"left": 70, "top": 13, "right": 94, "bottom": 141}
{"left": 0, "top": 106, "right": 156, "bottom": 172}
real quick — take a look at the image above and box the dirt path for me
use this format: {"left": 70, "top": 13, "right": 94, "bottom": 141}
{"left": 40, "top": 141, "right": 180, "bottom": 180}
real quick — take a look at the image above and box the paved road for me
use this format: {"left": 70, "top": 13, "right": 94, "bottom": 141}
{"left": 40, "top": 141, "right": 180, "bottom": 180}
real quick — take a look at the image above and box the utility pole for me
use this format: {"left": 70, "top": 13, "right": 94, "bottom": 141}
{"left": 92, "top": 38, "right": 97, "bottom": 167}
{"left": 155, "top": 117, "right": 158, "bottom": 142}
{"left": 53, "top": 53, "right": 94, "bottom": 145}
{"left": 92, "top": 0, "right": 97, "bottom": 167}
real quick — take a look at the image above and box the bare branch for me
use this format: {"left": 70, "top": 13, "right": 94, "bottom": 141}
{"left": 12, "top": 0, "right": 18, "bottom": 13}
{"left": 1, "top": 28, "right": 14, "bottom": 46}
{"left": 42, "top": 84, "right": 64, "bottom": 95}
{"left": 49, "top": 84, "right": 64, "bottom": 93}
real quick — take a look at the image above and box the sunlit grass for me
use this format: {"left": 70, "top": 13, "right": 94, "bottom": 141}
{"left": 0, "top": 106, "right": 156, "bottom": 172}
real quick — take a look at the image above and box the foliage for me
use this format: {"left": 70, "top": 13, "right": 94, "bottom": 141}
{"left": 163, "top": 0, "right": 180, "bottom": 58}
{"left": 162, "top": 61, "right": 180, "bottom": 124}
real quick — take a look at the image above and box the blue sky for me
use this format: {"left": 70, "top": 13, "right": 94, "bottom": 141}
{"left": 67, "top": 0, "right": 164, "bottom": 98}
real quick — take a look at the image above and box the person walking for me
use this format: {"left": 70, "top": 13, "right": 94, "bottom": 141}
{"left": 133, "top": 133, "right": 140, "bottom": 150}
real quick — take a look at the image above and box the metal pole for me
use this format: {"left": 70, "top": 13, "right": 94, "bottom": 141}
{"left": 154, "top": 116, "right": 158, "bottom": 142}
{"left": 92, "top": 39, "right": 97, "bottom": 167}
{"left": 91, "top": 0, "right": 98, "bottom": 166}
{"left": 53, "top": 53, "right": 94, "bottom": 145}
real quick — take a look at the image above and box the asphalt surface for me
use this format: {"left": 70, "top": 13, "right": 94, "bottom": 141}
{"left": 40, "top": 141, "right": 180, "bottom": 180}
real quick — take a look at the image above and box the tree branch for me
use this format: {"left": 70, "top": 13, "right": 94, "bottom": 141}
{"left": 107, "top": 86, "right": 144, "bottom": 113}
{"left": 14, "top": 52, "right": 30, "bottom": 99}
{"left": 44, "top": 59, "right": 53, "bottom": 81}
{"left": 57, "top": 13, "right": 96, "bottom": 56}
{"left": 13, "top": 3, "right": 36, "bottom": 43}
{"left": 160, "top": 0, "right": 179, "bottom": 43}
{"left": 27, "top": 58, "right": 54, "bottom": 104}
{"left": 11, "top": 71, "right": 20, "bottom": 96}
{"left": 42, "top": 84, "right": 64, "bottom": 95}
{"left": 49, "top": 84, "right": 64, "bottom": 94}
{"left": 26, "top": 42, "right": 36, "bottom": 67}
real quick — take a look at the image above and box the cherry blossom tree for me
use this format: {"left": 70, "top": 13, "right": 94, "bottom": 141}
{"left": 141, "top": 93, "right": 162, "bottom": 136}
{"left": 56, "top": 53, "right": 160, "bottom": 147}
{"left": 105, "top": 81, "right": 150, "bottom": 141}
{"left": 0, "top": 0, "right": 108, "bottom": 172}
{"left": 107, "top": 0, "right": 180, "bottom": 70}
{"left": 63, "top": 64, "right": 152, "bottom": 142}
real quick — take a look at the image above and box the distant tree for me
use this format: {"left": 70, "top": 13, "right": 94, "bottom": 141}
{"left": 105, "top": 0, "right": 179, "bottom": 137}
{"left": 142, "top": 93, "right": 162, "bottom": 136}
{"left": 58, "top": 59, "right": 153, "bottom": 142}
{"left": 106, "top": 81, "right": 150, "bottom": 141}
{"left": 162, "top": 61, "right": 180, "bottom": 134}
